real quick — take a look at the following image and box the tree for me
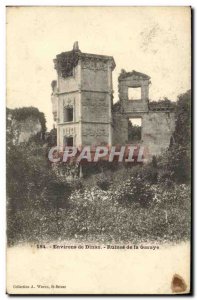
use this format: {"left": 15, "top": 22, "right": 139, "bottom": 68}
{"left": 173, "top": 90, "right": 191, "bottom": 146}
{"left": 128, "top": 120, "right": 141, "bottom": 142}
{"left": 159, "top": 90, "right": 191, "bottom": 184}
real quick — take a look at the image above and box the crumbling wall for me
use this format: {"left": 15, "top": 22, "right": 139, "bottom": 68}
{"left": 11, "top": 117, "right": 42, "bottom": 144}
{"left": 142, "top": 111, "right": 175, "bottom": 157}
{"left": 118, "top": 70, "right": 150, "bottom": 113}
{"left": 112, "top": 113, "right": 128, "bottom": 145}
{"left": 112, "top": 70, "right": 176, "bottom": 158}
{"left": 112, "top": 110, "right": 175, "bottom": 158}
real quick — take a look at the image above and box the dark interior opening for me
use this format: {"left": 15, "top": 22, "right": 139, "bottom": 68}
{"left": 64, "top": 107, "right": 73, "bottom": 122}
{"left": 128, "top": 118, "right": 142, "bottom": 142}
{"left": 64, "top": 136, "right": 73, "bottom": 147}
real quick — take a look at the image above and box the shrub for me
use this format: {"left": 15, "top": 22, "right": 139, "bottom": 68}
{"left": 114, "top": 176, "right": 154, "bottom": 207}
{"left": 7, "top": 181, "right": 191, "bottom": 245}
{"left": 157, "top": 90, "right": 191, "bottom": 184}
{"left": 95, "top": 173, "right": 111, "bottom": 190}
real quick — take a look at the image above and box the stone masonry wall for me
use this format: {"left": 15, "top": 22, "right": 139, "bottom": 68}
{"left": 112, "top": 70, "right": 176, "bottom": 159}
{"left": 112, "top": 110, "right": 175, "bottom": 158}
{"left": 112, "top": 113, "right": 128, "bottom": 145}
{"left": 142, "top": 111, "right": 175, "bottom": 157}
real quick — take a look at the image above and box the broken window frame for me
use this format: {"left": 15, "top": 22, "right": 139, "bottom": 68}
{"left": 63, "top": 106, "right": 74, "bottom": 122}
{"left": 128, "top": 86, "right": 142, "bottom": 101}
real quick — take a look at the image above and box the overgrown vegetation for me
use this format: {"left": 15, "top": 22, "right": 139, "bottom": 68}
{"left": 149, "top": 97, "right": 176, "bottom": 110}
{"left": 128, "top": 120, "right": 141, "bottom": 142}
{"left": 7, "top": 91, "right": 191, "bottom": 246}
{"left": 158, "top": 90, "right": 191, "bottom": 184}
{"left": 7, "top": 106, "right": 47, "bottom": 136}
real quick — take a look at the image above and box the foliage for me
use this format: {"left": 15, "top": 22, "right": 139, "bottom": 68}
{"left": 114, "top": 176, "right": 153, "bottom": 207}
{"left": 7, "top": 183, "right": 190, "bottom": 245}
{"left": 173, "top": 90, "right": 191, "bottom": 146}
{"left": 158, "top": 90, "right": 191, "bottom": 184}
{"left": 149, "top": 97, "right": 176, "bottom": 110}
{"left": 9, "top": 106, "right": 47, "bottom": 135}
{"left": 128, "top": 120, "right": 141, "bottom": 142}
{"left": 7, "top": 90, "right": 191, "bottom": 246}
{"left": 46, "top": 127, "right": 57, "bottom": 147}
{"left": 95, "top": 173, "right": 112, "bottom": 191}
{"left": 112, "top": 100, "right": 122, "bottom": 113}
{"left": 7, "top": 140, "right": 73, "bottom": 246}
{"left": 106, "top": 160, "right": 158, "bottom": 186}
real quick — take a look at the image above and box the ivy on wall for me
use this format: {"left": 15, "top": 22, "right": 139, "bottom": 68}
{"left": 54, "top": 50, "right": 80, "bottom": 78}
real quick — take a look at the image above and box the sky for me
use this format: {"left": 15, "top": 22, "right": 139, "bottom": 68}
{"left": 6, "top": 6, "right": 191, "bottom": 130}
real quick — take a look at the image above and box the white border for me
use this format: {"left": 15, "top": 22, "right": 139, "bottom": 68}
{"left": 0, "top": 1, "right": 195, "bottom": 299}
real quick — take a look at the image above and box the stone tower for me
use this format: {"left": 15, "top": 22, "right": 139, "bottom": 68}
{"left": 51, "top": 42, "right": 116, "bottom": 148}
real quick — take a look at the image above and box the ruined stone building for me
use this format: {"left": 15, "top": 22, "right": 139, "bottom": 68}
{"left": 6, "top": 107, "right": 44, "bottom": 145}
{"left": 51, "top": 42, "right": 175, "bottom": 158}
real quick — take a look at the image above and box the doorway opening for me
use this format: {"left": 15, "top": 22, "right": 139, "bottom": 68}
{"left": 128, "top": 118, "right": 142, "bottom": 142}
{"left": 64, "top": 136, "right": 74, "bottom": 147}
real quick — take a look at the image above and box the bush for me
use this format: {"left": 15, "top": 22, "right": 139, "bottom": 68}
{"left": 7, "top": 179, "right": 191, "bottom": 245}
{"left": 95, "top": 173, "right": 111, "bottom": 190}
{"left": 114, "top": 176, "right": 154, "bottom": 207}
{"left": 157, "top": 90, "right": 191, "bottom": 184}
